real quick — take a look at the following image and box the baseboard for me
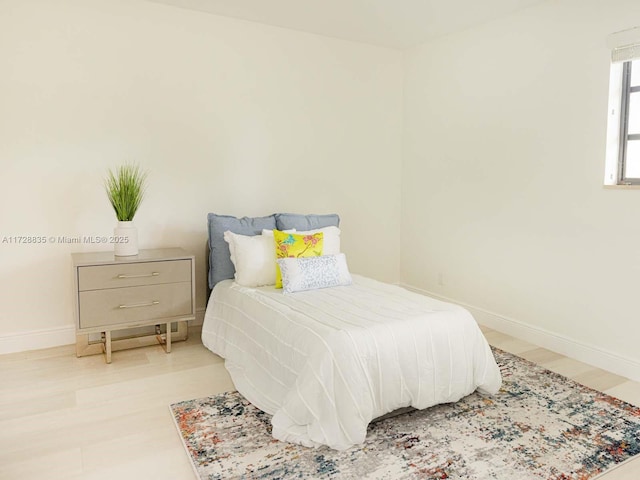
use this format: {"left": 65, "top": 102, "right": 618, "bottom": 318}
{"left": 401, "top": 283, "right": 640, "bottom": 383}
{"left": 0, "top": 325, "right": 76, "bottom": 355}
{"left": 0, "top": 306, "right": 207, "bottom": 355}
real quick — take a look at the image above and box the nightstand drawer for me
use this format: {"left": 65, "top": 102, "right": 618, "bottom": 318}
{"left": 78, "top": 259, "right": 191, "bottom": 291}
{"left": 78, "top": 282, "right": 192, "bottom": 329}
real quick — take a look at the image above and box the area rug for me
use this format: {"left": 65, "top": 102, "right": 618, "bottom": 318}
{"left": 170, "top": 348, "right": 640, "bottom": 479}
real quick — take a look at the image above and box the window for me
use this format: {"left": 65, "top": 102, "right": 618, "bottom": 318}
{"left": 604, "top": 27, "right": 640, "bottom": 185}
{"left": 618, "top": 60, "right": 640, "bottom": 183}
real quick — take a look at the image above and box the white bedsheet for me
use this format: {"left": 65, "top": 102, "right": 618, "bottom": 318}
{"left": 202, "top": 275, "right": 502, "bottom": 450}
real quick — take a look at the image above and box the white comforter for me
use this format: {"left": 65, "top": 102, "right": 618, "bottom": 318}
{"left": 202, "top": 275, "right": 502, "bottom": 450}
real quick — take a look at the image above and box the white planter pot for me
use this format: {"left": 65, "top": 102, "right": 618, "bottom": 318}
{"left": 113, "top": 221, "right": 139, "bottom": 256}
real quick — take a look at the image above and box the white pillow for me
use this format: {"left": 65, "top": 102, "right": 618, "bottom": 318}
{"left": 276, "top": 253, "right": 352, "bottom": 294}
{"left": 296, "top": 226, "right": 341, "bottom": 255}
{"left": 223, "top": 231, "right": 277, "bottom": 287}
{"left": 223, "top": 229, "right": 296, "bottom": 287}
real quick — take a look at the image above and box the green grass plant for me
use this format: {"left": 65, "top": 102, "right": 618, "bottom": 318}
{"left": 105, "top": 164, "right": 147, "bottom": 221}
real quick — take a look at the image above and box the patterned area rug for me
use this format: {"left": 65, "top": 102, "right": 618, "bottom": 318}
{"left": 170, "top": 349, "right": 640, "bottom": 479}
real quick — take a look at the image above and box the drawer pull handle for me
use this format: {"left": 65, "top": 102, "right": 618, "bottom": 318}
{"left": 118, "top": 301, "right": 160, "bottom": 309}
{"left": 117, "top": 272, "right": 160, "bottom": 279}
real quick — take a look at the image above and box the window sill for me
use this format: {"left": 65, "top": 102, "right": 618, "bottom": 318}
{"left": 603, "top": 184, "right": 640, "bottom": 189}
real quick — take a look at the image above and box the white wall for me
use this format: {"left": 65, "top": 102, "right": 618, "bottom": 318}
{"left": 7, "top": 0, "right": 638, "bottom": 377}
{"left": 402, "top": 0, "right": 640, "bottom": 378}
{"left": 0, "top": 0, "right": 403, "bottom": 352}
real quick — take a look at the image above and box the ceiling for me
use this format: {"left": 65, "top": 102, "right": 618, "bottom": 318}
{"left": 147, "top": 0, "right": 547, "bottom": 50}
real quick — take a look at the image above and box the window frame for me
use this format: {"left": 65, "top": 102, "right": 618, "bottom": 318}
{"left": 618, "top": 60, "right": 640, "bottom": 184}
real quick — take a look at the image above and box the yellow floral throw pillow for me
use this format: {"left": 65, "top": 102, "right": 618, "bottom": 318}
{"left": 273, "top": 230, "right": 324, "bottom": 288}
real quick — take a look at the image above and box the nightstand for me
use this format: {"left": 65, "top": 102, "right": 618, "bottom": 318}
{"left": 72, "top": 248, "right": 195, "bottom": 363}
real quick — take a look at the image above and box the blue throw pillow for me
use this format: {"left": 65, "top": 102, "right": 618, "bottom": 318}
{"left": 275, "top": 213, "right": 340, "bottom": 231}
{"left": 207, "top": 213, "right": 276, "bottom": 289}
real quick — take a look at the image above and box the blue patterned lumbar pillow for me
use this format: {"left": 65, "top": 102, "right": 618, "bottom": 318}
{"left": 276, "top": 253, "right": 352, "bottom": 294}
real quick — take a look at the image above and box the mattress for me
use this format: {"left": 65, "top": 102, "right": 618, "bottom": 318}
{"left": 202, "top": 274, "right": 502, "bottom": 450}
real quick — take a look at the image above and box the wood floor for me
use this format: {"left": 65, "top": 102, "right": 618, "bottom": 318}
{"left": 1, "top": 325, "right": 639, "bottom": 480}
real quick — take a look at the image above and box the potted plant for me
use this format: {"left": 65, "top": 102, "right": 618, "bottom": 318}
{"left": 105, "top": 163, "right": 147, "bottom": 256}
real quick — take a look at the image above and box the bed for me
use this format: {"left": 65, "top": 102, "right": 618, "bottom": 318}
{"left": 202, "top": 213, "right": 502, "bottom": 451}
